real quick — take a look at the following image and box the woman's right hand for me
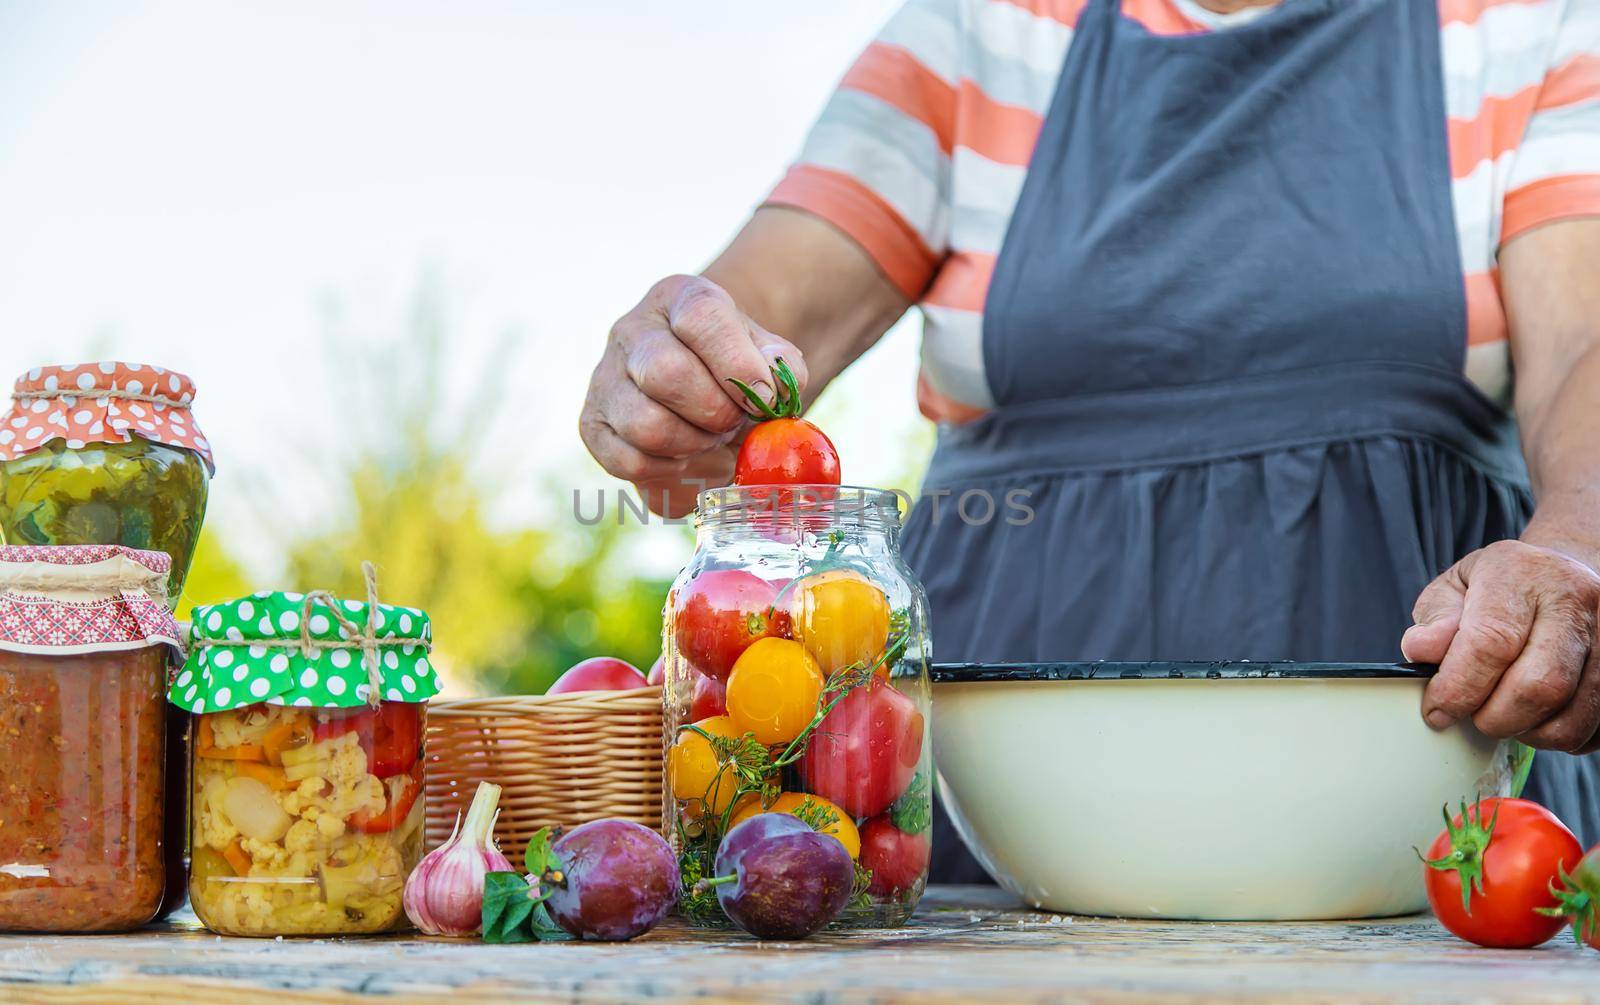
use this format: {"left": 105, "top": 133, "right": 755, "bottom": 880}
{"left": 580, "top": 274, "right": 808, "bottom": 517}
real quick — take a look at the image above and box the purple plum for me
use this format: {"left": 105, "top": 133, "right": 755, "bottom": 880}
{"left": 712, "top": 813, "right": 854, "bottom": 939}
{"left": 545, "top": 819, "right": 677, "bottom": 941}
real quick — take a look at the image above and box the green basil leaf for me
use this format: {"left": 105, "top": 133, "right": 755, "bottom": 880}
{"left": 524, "top": 826, "right": 564, "bottom": 878}
{"left": 482, "top": 871, "right": 537, "bottom": 943}
{"left": 529, "top": 901, "right": 573, "bottom": 942}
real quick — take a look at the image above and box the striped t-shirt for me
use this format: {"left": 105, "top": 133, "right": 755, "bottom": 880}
{"left": 766, "top": 0, "right": 1600, "bottom": 424}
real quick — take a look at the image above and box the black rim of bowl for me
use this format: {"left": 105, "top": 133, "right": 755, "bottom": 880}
{"left": 929, "top": 661, "right": 1439, "bottom": 683}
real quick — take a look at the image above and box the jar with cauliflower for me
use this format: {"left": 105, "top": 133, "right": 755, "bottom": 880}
{"left": 173, "top": 585, "right": 438, "bottom": 937}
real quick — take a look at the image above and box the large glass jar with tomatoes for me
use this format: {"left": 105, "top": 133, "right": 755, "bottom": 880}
{"left": 172, "top": 590, "right": 439, "bottom": 937}
{"left": 664, "top": 486, "right": 933, "bottom": 928}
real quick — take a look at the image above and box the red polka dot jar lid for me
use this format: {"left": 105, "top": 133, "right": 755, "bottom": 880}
{"left": 0, "top": 362, "right": 215, "bottom": 474}
{"left": 0, "top": 544, "right": 183, "bottom": 656}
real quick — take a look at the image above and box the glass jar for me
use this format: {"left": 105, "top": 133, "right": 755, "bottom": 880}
{"left": 188, "top": 701, "right": 427, "bottom": 937}
{"left": 174, "top": 587, "right": 439, "bottom": 937}
{"left": 0, "top": 545, "right": 182, "bottom": 933}
{"left": 663, "top": 487, "right": 933, "bottom": 928}
{"left": 0, "top": 362, "right": 214, "bottom": 602}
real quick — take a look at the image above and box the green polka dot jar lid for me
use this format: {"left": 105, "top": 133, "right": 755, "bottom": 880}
{"left": 172, "top": 568, "right": 438, "bottom": 713}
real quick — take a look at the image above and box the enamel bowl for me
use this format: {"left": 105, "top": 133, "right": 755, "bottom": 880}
{"left": 931, "top": 662, "right": 1509, "bottom": 920}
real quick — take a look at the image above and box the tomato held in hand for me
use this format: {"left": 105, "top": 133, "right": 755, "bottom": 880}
{"left": 1422, "top": 797, "right": 1581, "bottom": 948}
{"left": 791, "top": 569, "right": 892, "bottom": 674}
{"left": 1542, "top": 844, "right": 1600, "bottom": 950}
{"left": 548, "top": 657, "right": 646, "bottom": 694}
{"left": 798, "top": 677, "right": 923, "bottom": 819}
{"left": 726, "top": 638, "right": 824, "bottom": 745}
{"left": 859, "top": 814, "right": 931, "bottom": 897}
{"left": 673, "top": 569, "right": 790, "bottom": 680}
{"left": 728, "top": 359, "right": 841, "bottom": 489}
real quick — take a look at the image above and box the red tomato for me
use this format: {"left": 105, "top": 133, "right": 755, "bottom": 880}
{"left": 1422, "top": 797, "right": 1581, "bottom": 948}
{"left": 1544, "top": 844, "right": 1600, "bottom": 950}
{"left": 689, "top": 672, "right": 728, "bottom": 720}
{"left": 734, "top": 418, "right": 841, "bottom": 488}
{"left": 797, "top": 677, "right": 923, "bottom": 819}
{"left": 860, "top": 814, "right": 931, "bottom": 897}
{"left": 726, "top": 358, "right": 841, "bottom": 489}
{"left": 672, "top": 569, "right": 790, "bottom": 681}
{"left": 647, "top": 656, "right": 666, "bottom": 686}
{"left": 548, "top": 657, "right": 646, "bottom": 694}
{"left": 310, "top": 703, "right": 422, "bottom": 779}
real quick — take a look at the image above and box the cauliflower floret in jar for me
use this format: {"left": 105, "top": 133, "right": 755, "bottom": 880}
{"left": 281, "top": 734, "right": 385, "bottom": 820}
{"left": 283, "top": 819, "right": 323, "bottom": 857}
{"left": 315, "top": 812, "right": 347, "bottom": 842}
{"left": 239, "top": 837, "right": 292, "bottom": 874}
{"left": 326, "top": 733, "right": 370, "bottom": 791}
{"left": 195, "top": 775, "right": 240, "bottom": 851}
{"left": 282, "top": 777, "right": 329, "bottom": 816}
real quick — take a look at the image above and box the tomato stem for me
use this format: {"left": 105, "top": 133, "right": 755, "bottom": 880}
{"left": 1418, "top": 796, "right": 1499, "bottom": 916}
{"left": 726, "top": 358, "right": 804, "bottom": 422}
{"left": 1538, "top": 863, "right": 1600, "bottom": 947}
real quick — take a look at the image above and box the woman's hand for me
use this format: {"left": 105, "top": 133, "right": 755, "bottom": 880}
{"left": 1406, "top": 220, "right": 1600, "bottom": 753}
{"left": 580, "top": 207, "right": 913, "bottom": 519}
{"left": 580, "top": 274, "right": 808, "bottom": 518}
{"left": 1403, "top": 540, "right": 1600, "bottom": 753}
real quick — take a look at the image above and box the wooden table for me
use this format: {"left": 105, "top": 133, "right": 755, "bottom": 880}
{"left": 3, "top": 886, "right": 1597, "bottom": 1004}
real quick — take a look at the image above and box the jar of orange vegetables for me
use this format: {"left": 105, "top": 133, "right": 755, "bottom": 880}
{"left": 171, "top": 579, "right": 439, "bottom": 937}
{"left": 663, "top": 487, "right": 933, "bottom": 928}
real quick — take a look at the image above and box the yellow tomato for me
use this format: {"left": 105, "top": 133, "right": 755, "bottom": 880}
{"left": 792, "top": 569, "right": 891, "bottom": 674}
{"left": 729, "top": 790, "right": 861, "bottom": 859}
{"left": 726, "top": 638, "right": 824, "bottom": 745}
{"left": 667, "top": 715, "right": 740, "bottom": 815}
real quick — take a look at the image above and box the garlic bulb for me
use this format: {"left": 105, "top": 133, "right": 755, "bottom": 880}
{"left": 403, "top": 780, "right": 515, "bottom": 936}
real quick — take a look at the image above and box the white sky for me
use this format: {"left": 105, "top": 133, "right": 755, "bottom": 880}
{"left": 0, "top": 0, "right": 927, "bottom": 574}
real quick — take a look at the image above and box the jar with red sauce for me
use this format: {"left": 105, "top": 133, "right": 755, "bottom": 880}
{"left": 0, "top": 545, "right": 182, "bottom": 933}
{"left": 173, "top": 583, "right": 438, "bottom": 936}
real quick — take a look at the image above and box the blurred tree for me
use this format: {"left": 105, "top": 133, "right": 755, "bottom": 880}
{"left": 264, "top": 275, "right": 675, "bottom": 695}
{"left": 175, "top": 525, "right": 254, "bottom": 622}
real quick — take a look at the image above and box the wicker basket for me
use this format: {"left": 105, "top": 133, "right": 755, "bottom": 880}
{"left": 424, "top": 687, "right": 664, "bottom": 859}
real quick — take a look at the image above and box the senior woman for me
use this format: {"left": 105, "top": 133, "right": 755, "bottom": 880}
{"left": 581, "top": 0, "right": 1600, "bottom": 882}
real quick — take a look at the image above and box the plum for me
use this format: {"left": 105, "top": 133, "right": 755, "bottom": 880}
{"left": 544, "top": 819, "right": 677, "bottom": 941}
{"left": 710, "top": 813, "right": 854, "bottom": 939}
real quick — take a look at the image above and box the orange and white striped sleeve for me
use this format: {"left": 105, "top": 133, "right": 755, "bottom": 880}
{"left": 1501, "top": 0, "right": 1600, "bottom": 245}
{"left": 765, "top": 0, "right": 961, "bottom": 300}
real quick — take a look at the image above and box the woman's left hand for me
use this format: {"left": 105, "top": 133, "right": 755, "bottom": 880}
{"left": 1403, "top": 540, "right": 1600, "bottom": 753}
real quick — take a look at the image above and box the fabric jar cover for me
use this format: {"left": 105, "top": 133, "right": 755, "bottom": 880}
{"left": 0, "top": 544, "right": 182, "bottom": 655}
{"left": 175, "top": 591, "right": 440, "bottom": 713}
{"left": 0, "top": 362, "right": 215, "bottom": 474}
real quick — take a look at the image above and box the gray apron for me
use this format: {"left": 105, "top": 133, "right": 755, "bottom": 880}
{"left": 904, "top": 0, "right": 1599, "bottom": 884}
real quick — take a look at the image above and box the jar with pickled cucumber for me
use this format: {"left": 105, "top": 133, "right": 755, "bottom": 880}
{"left": 172, "top": 585, "right": 439, "bottom": 937}
{"left": 0, "top": 362, "right": 213, "bottom": 603}
{"left": 663, "top": 487, "right": 933, "bottom": 928}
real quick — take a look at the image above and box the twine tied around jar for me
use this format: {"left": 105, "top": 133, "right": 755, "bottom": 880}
{"left": 202, "top": 561, "right": 425, "bottom": 707}
{"left": 13, "top": 386, "right": 191, "bottom": 408}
